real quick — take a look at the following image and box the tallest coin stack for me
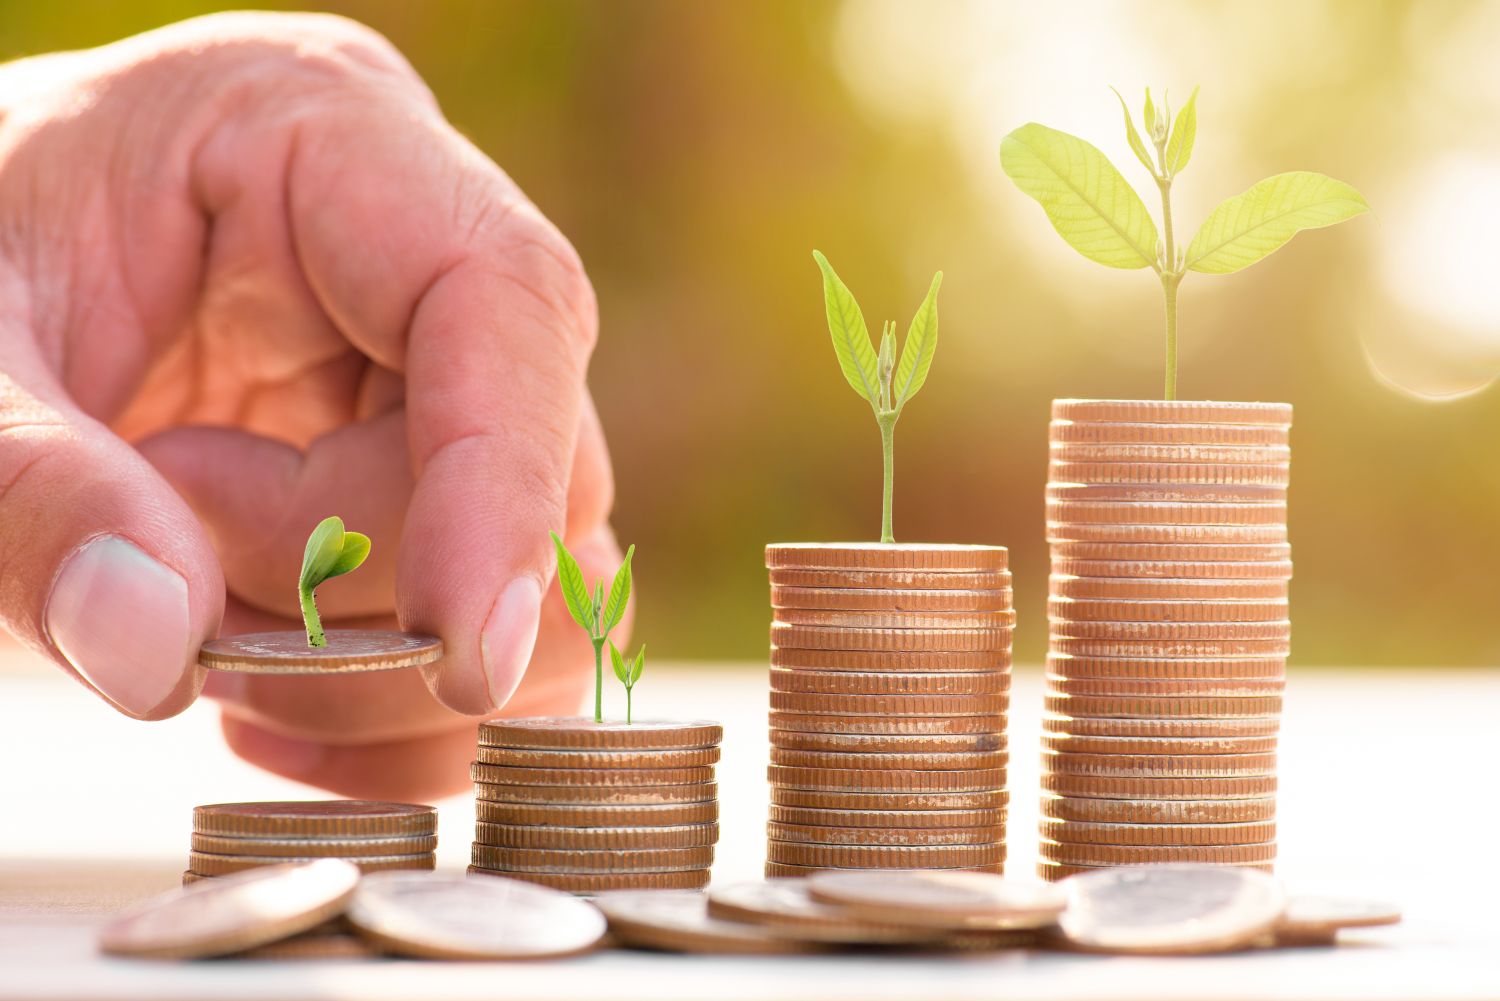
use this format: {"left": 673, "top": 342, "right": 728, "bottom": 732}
{"left": 1040, "top": 400, "right": 1291, "bottom": 880}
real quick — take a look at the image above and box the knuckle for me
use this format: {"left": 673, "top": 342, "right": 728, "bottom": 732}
{"left": 487, "top": 210, "right": 599, "bottom": 355}
{"left": 180, "top": 11, "right": 426, "bottom": 95}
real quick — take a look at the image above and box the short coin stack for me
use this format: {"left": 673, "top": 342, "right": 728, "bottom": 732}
{"left": 1041, "top": 399, "right": 1290, "bottom": 880}
{"left": 469, "top": 718, "right": 723, "bottom": 893}
{"left": 186, "top": 802, "right": 438, "bottom": 884}
{"left": 765, "top": 543, "right": 1013, "bottom": 876}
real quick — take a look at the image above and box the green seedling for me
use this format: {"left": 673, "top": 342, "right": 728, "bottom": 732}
{"left": 813, "top": 250, "right": 943, "bottom": 544}
{"left": 609, "top": 641, "right": 646, "bottom": 724}
{"left": 1000, "top": 87, "right": 1369, "bottom": 400}
{"left": 298, "top": 516, "right": 371, "bottom": 648}
{"left": 551, "top": 532, "right": 634, "bottom": 723}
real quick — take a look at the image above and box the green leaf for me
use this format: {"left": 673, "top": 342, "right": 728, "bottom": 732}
{"left": 1143, "top": 88, "right": 1157, "bottom": 135}
{"left": 1110, "top": 86, "right": 1154, "bottom": 175}
{"left": 609, "top": 641, "right": 629, "bottom": 685}
{"left": 812, "top": 250, "right": 880, "bottom": 407}
{"left": 299, "top": 516, "right": 346, "bottom": 591}
{"left": 326, "top": 532, "right": 370, "bottom": 579}
{"left": 551, "top": 531, "right": 596, "bottom": 635}
{"left": 892, "top": 271, "right": 941, "bottom": 410}
{"left": 601, "top": 544, "right": 635, "bottom": 635}
{"left": 1000, "top": 124, "right": 1160, "bottom": 270}
{"left": 630, "top": 645, "right": 645, "bottom": 685}
{"left": 1185, "top": 171, "right": 1369, "bottom": 275}
{"left": 1165, "top": 86, "right": 1198, "bottom": 176}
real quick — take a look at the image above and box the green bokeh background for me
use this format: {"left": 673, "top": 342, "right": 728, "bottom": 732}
{"left": 5, "top": 0, "right": 1498, "bottom": 667}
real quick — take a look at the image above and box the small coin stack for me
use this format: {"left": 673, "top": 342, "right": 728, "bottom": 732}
{"left": 469, "top": 718, "right": 723, "bottom": 894}
{"left": 765, "top": 543, "right": 1013, "bottom": 876}
{"left": 1041, "top": 399, "right": 1290, "bottom": 880}
{"left": 186, "top": 802, "right": 438, "bottom": 884}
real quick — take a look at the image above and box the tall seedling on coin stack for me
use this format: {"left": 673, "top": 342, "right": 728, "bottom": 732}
{"left": 1000, "top": 87, "right": 1368, "bottom": 400}
{"left": 551, "top": 532, "right": 635, "bottom": 723}
{"left": 814, "top": 250, "right": 942, "bottom": 545}
{"left": 298, "top": 516, "right": 371, "bottom": 648}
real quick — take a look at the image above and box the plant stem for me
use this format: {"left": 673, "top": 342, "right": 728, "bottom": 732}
{"left": 591, "top": 638, "right": 605, "bottom": 723}
{"left": 1161, "top": 274, "right": 1181, "bottom": 401}
{"left": 299, "top": 587, "right": 325, "bottom": 648}
{"left": 625, "top": 687, "right": 633, "bottom": 725}
{"left": 1154, "top": 151, "right": 1181, "bottom": 401}
{"left": 878, "top": 412, "right": 896, "bottom": 544}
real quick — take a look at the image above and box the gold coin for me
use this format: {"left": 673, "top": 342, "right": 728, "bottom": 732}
{"left": 1046, "top": 482, "right": 1286, "bottom": 506}
{"left": 769, "top": 711, "right": 1005, "bottom": 736}
{"left": 477, "top": 717, "right": 722, "bottom": 750}
{"left": 771, "top": 586, "right": 1012, "bottom": 612}
{"left": 774, "top": 608, "right": 1017, "bottom": 629}
{"left": 1048, "top": 500, "right": 1287, "bottom": 528}
{"left": 769, "top": 568, "right": 1012, "bottom": 590}
{"left": 1049, "top": 442, "right": 1291, "bottom": 464}
{"left": 1049, "top": 637, "right": 1290, "bottom": 658}
{"left": 198, "top": 630, "right": 442, "bottom": 675}
{"left": 770, "top": 646, "right": 1010, "bottom": 672}
{"left": 1042, "top": 733, "right": 1277, "bottom": 755}
{"left": 474, "top": 800, "right": 719, "bottom": 827}
{"left": 770, "top": 748, "right": 1008, "bottom": 771}
{"left": 1043, "top": 692, "right": 1283, "bottom": 718}
{"left": 595, "top": 889, "right": 831, "bottom": 954}
{"left": 1041, "top": 795, "right": 1277, "bottom": 824}
{"left": 1039, "top": 859, "right": 1275, "bottom": 881}
{"left": 1050, "top": 420, "right": 1289, "bottom": 445}
{"left": 474, "top": 781, "right": 716, "bottom": 806}
{"left": 468, "top": 763, "right": 714, "bottom": 787}
{"left": 770, "top": 691, "right": 1009, "bottom": 717}
{"left": 100, "top": 860, "right": 360, "bottom": 959}
{"left": 768, "top": 764, "right": 1007, "bottom": 793}
{"left": 1046, "top": 654, "right": 1286, "bottom": 679}
{"left": 1275, "top": 895, "right": 1401, "bottom": 941}
{"left": 806, "top": 869, "right": 1065, "bottom": 931}
{"left": 1040, "top": 818, "right": 1277, "bottom": 846}
{"left": 1046, "top": 674, "right": 1284, "bottom": 697}
{"left": 771, "top": 730, "right": 1007, "bottom": 754}
{"left": 767, "top": 861, "right": 1006, "bottom": 877}
{"left": 467, "top": 866, "right": 710, "bottom": 892}
{"left": 765, "top": 543, "right": 1008, "bottom": 572}
{"left": 474, "top": 822, "right": 719, "bottom": 850}
{"left": 346, "top": 871, "right": 607, "bottom": 960}
{"left": 1044, "top": 714, "right": 1280, "bottom": 738}
{"left": 471, "top": 844, "right": 714, "bottom": 874}
{"left": 767, "top": 842, "right": 1005, "bottom": 869}
{"left": 770, "top": 668, "right": 1009, "bottom": 697}
{"left": 1049, "top": 597, "right": 1288, "bottom": 623}
{"left": 193, "top": 801, "right": 437, "bottom": 839}
{"left": 1042, "top": 750, "right": 1276, "bottom": 778}
{"left": 1050, "top": 400, "right": 1292, "bottom": 425}
{"left": 1052, "top": 541, "right": 1291, "bottom": 562}
{"left": 1041, "top": 773, "right": 1277, "bottom": 800}
{"left": 707, "top": 880, "right": 945, "bottom": 945}
{"left": 189, "top": 834, "right": 438, "bottom": 858}
{"left": 1041, "top": 839, "right": 1276, "bottom": 866}
{"left": 1052, "top": 558, "right": 1294, "bottom": 580}
{"left": 188, "top": 851, "right": 434, "bottom": 877}
{"left": 771, "top": 624, "right": 1012, "bottom": 653}
{"left": 767, "top": 822, "right": 1000, "bottom": 847}
{"left": 1049, "top": 619, "right": 1290, "bottom": 641}
{"left": 1049, "top": 576, "right": 1288, "bottom": 601}
{"left": 1047, "top": 522, "right": 1287, "bottom": 545}
{"left": 1049, "top": 460, "right": 1291, "bottom": 487}
{"left": 1054, "top": 863, "right": 1286, "bottom": 954}
{"left": 234, "top": 932, "right": 378, "bottom": 960}
{"left": 771, "top": 788, "right": 1009, "bottom": 811}
{"left": 769, "top": 805, "right": 1006, "bottom": 830}
{"left": 473, "top": 745, "right": 720, "bottom": 768}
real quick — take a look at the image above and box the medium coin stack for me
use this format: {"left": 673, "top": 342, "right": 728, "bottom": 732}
{"left": 1041, "top": 399, "right": 1290, "bottom": 880}
{"left": 469, "top": 718, "right": 723, "bottom": 894}
{"left": 185, "top": 802, "right": 438, "bottom": 883}
{"left": 765, "top": 543, "right": 1013, "bottom": 876}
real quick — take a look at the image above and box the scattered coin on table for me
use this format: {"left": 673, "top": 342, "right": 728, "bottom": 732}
{"left": 593, "top": 890, "right": 832, "bottom": 955}
{"left": 806, "top": 870, "right": 1066, "bottom": 931}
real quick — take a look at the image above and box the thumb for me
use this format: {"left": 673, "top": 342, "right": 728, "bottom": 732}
{"left": 0, "top": 367, "right": 224, "bottom": 719}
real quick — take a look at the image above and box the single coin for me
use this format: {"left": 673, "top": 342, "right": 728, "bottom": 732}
{"left": 765, "top": 543, "right": 1008, "bottom": 572}
{"left": 1045, "top": 501, "right": 1288, "bottom": 529}
{"left": 1055, "top": 863, "right": 1286, "bottom": 954}
{"left": 769, "top": 805, "right": 1006, "bottom": 830}
{"left": 190, "top": 834, "right": 438, "bottom": 858}
{"left": 234, "top": 932, "right": 377, "bottom": 960}
{"left": 1046, "top": 481, "right": 1286, "bottom": 504}
{"left": 1041, "top": 795, "right": 1277, "bottom": 824}
{"left": 478, "top": 717, "right": 723, "bottom": 750}
{"left": 474, "top": 800, "right": 719, "bottom": 827}
{"left": 1044, "top": 714, "right": 1280, "bottom": 738}
{"left": 469, "top": 762, "right": 714, "bottom": 787}
{"left": 467, "top": 866, "right": 710, "bottom": 892}
{"left": 1049, "top": 637, "right": 1291, "bottom": 658}
{"left": 769, "top": 568, "right": 1011, "bottom": 590}
{"left": 774, "top": 608, "right": 1017, "bottom": 629}
{"left": 473, "top": 782, "right": 716, "bottom": 806}
{"left": 771, "top": 624, "right": 1012, "bottom": 653}
{"left": 1274, "top": 895, "right": 1401, "bottom": 943}
{"left": 1046, "top": 674, "right": 1285, "bottom": 698}
{"left": 806, "top": 870, "right": 1064, "bottom": 930}
{"left": 1042, "top": 750, "right": 1276, "bottom": 778}
{"left": 99, "top": 859, "right": 361, "bottom": 959}
{"left": 771, "top": 730, "right": 1007, "bottom": 754}
{"left": 1040, "top": 818, "right": 1276, "bottom": 846}
{"left": 771, "top": 787, "right": 1009, "bottom": 811}
{"left": 770, "top": 748, "right": 1008, "bottom": 771}
{"left": 1048, "top": 597, "right": 1288, "bottom": 623}
{"left": 1050, "top": 420, "right": 1289, "bottom": 445}
{"left": 768, "top": 764, "right": 1006, "bottom": 793}
{"left": 1041, "top": 774, "right": 1277, "bottom": 800}
{"left": 767, "top": 861, "right": 1006, "bottom": 877}
{"left": 1049, "top": 576, "right": 1288, "bottom": 601}
{"left": 471, "top": 844, "right": 714, "bottom": 874}
{"left": 1049, "top": 619, "right": 1291, "bottom": 641}
{"left": 1052, "top": 558, "right": 1294, "bottom": 580}
{"left": 770, "top": 668, "right": 1009, "bottom": 697}
{"left": 198, "top": 630, "right": 443, "bottom": 675}
{"left": 768, "top": 822, "right": 999, "bottom": 847}
{"left": 1042, "top": 733, "right": 1278, "bottom": 755}
{"left": 1047, "top": 523, "right": 1287, "bottom": 545}
{"left": 1039, "top": 860, "right": 1274, "bottom": 881}
{"left": 181, "top": 870, "right": 208, "bottom": 885}
{"left": 769, "top": 711, "right": 1005, "bottom": 735}
{"left": 771, "top": 586, "right": 1012, "bottom": 612}
{"left": 1050, "top": 399, "right": 1292, "bottom": 425}
{"left": 596, "top": 889, "right": 831, "bottom": 955}
{"left": 1043, "top": 692, "right": 1283, "bottom": 718}
{"left": 1051, "top": 541, "right": 1291, "bottom": 562}
{"left": 346, "top": 871, "right": 606, "bottom": 959}
{"left": 1048, "top": 460, "right": 1291, "bottom": 487}
{"left": 474, "top": 822, "right": 718, "bottom": 850}
{"left": 770, "top": 691, "right": 1009, "bottom": 717}
{"left": 188, "top": 851, "right": 434, "bottom": 877}
{"left": 707, "top": 880, "right": 942, "bottom": 944}
{"left": 1049, "top": 443, "right": 1291, "bottom": 465}
{"left": 193, "top": 801, "right": 436, "bottom": 839}
{"left": 767, "top": 842, "right": 1004, "bottom": 869}
{"left": 1046, "top": 654, "right": 1287, "bottom": 679}
{"left": 474, "top": 745, "right": 720, "bottom": 768}
{"left": 770, "top": 647, "right": 1010, "bottom": 673}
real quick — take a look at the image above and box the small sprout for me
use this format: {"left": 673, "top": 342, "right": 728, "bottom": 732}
{"left": 609, "top": 641, "right": 645, "bottom": 724}
{"left": 297, "top": 516, "right": 370, "bottom": 648}
{"left": 551, "top": 532, "right": 634, "bottom": 723}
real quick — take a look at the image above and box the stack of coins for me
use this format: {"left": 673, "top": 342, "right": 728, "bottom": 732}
{"left": 469, "top": 718, "right": 722, "bottom": 893}
{"left": 186, "top": 802, "right": 438, "bottom": 884}
{"left": 765, "top": 543, "right": 1013, "bottom": 876}
{"left": 1041, "top": 399, "right": 1290, "bottom": 880}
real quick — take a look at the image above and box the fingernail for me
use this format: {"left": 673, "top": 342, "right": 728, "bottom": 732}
{"left": 45, "top": 535, "right": 192, "bottom": 716}
{"left": 480, "top": 577, "right": 542, "bottom": 708}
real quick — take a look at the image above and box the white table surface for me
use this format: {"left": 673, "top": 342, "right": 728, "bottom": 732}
{"left": 2, "top": 658, "right": 1495, "bottom": 1001}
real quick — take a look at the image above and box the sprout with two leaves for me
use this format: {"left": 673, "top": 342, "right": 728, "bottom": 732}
{"left": 609, "top": 642, "right": 646, "bottom": 725}
{"left": 551, "top": 532, "right": 635, "bottom": 723}
{"left": 298, "top": 516, "right": 371, "bottom": 648}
